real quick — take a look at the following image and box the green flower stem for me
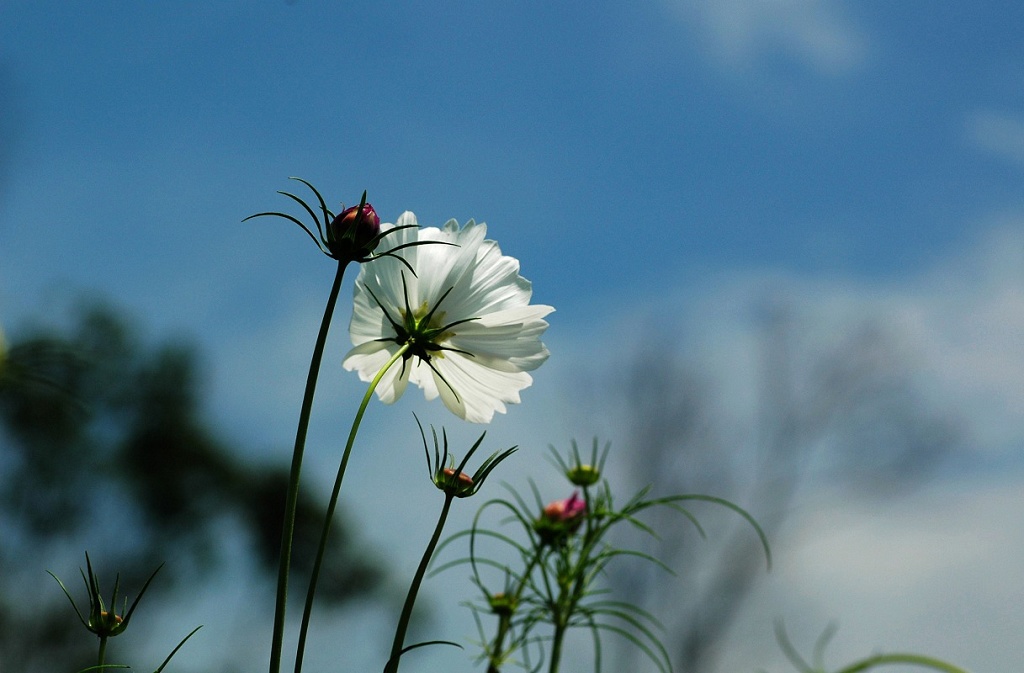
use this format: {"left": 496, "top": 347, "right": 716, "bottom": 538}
{"left": 548, "top": 557, "right": 587, "bottom": 673}
{"left": 486, "top": 615, "right": 513, "bottom": 673}
{"left": 294, "top": 343, "right": 411, "bottom": 673}
{"left": 269, "top": 261, "right": 348, "bottom": 673}
{"left": 97, "top": 634, "right": 108, "bottom": 668}
{"left": 486, "top": 550, "right": 543, "bottom": 673}
{"left": 384, "top": 493, "right": 456, "bottom": 673}
{"left": 548, "top": 616, "right": 568, "bottom": 673}
{"left": 543, "top": 557, "right": 578, "bottom": 673}
{"left": 547, "top": 492, "right": 599, "bottom": 673}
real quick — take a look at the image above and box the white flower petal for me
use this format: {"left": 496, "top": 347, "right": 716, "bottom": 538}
{"left": 342, "top": 340, "right": 410, "bottom": 404}
{"left": 432, "top": 352, "right": 534, "bottom": 423}
{"left": 408, "top": 358, "right": 440, "bottom": 401}
{"left": 346, "top": 217, "right": 552, "bottom": 423}
{"left": 377, "top": 357, "right": 412, "bottom": 404}
{"left": 450, "top": 306, "right": 553, "bottom": 372}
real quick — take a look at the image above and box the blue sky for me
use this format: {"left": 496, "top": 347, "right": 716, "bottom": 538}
{"left": 4, "top": 0, "right": 1023, "bottom": 319}
{"left": 3, "top": 2, "right": 1024, "bottom": 672}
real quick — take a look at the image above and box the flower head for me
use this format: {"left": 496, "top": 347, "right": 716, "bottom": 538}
{"left": 245, "top": 179, "right": 417, "bottom": 265}
{"left": 420, "top": 418, "right": 516, "bottom": 498}
{"left": 550, "top": 439, "right": 611, "bottom": 487}
{"left": 534, "top": 492, "right": 586, "bottom": 544}
{"left": 542, "top": 492, "right": 586, "bottom": 523}
{"left": 327, "top": 202, "right": 381, "bottom": 260}
{"left": 488, "top": 591, "right": 518, "bottom": 617}
{"left": 343, "top": 214, "right": 553, "bottom": 423}
{"left": 49, "top": 553, "right": 162, "bottom": 639}
{"left": 566, "top": 464, "right": 600, "bottom": 487}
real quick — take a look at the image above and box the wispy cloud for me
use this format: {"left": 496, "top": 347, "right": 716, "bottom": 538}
{"left": 664, "top": 0, "right": 870, "bottom": 76}
{"left": 654, "top": 220, "right": 1024, "bottom": 463}
{"left": 968, "top": 109, "right": 1024, "bottom": 165}
{"left": 718, "top": 471, "right": 1024, "bottom": 673}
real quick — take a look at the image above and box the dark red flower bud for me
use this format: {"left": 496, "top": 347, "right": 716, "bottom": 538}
{"left": 327, "top": 203, "right": 381, "bottom": 260}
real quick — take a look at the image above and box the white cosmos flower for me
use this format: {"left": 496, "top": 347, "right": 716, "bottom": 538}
{"left": 342, "top": 212, "right": 553, "bottom": 423}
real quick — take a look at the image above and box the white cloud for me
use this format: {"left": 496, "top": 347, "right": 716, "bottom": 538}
{"left": 664, "top": 0, "right": 870, "bottom": 76}
{"left": 718, "top": 471, "right": 1024, "bottom": 673}
{"left": 891, "top": 225, "right": 1024, "bottom": 452}
{"left": 657, "top": 220, "right": 1024, "bottom": 462}
{"left": 968, "top": 109, "right": 1024, "bottom": 165}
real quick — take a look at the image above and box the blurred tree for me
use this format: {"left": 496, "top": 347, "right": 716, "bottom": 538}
{"left": 613, "top": 300, "right": 959, "bottom": 673}
{"left": 0, "top": 303, "right": 386, "bottom": 672}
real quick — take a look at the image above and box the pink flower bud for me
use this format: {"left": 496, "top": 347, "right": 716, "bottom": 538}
{"left": 542, "top": 492, "right": 585, "bottom": 523}
{"left": 534, "top": 492, "right": 586, "bottom": 544}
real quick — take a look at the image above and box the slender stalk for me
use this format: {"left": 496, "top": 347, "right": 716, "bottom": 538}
{"left": 486, "top": 614, "right": 513, "bottom": 673}
{"left": 548, "top": 558, "right": 583, "bottom": 673}
{"left": 294, "top": 344, "right": 411, "bottom": 673}
{"left": 547, "top": 498, "right": 596, "bottom": 673}
{"left": 384, "top": 494, "right": 456, "bottom": 673}
{"left": 548, "top": 619, "right": 567, "bottom": 673}
{"left": 486, "top": 550, "right": 543, "bottom": 673}
{"left": 97, "top": 635, "right": 108, "bottom": 668}
{"left": 269, "top": 261, "right": 348, "bottom": 673}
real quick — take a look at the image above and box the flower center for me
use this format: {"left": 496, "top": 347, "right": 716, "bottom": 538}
{"left": 397, "top": 301, "right": 455, "bottom": 362}
{"left": 365, "top": 277, "right": 478, "bottom": 377}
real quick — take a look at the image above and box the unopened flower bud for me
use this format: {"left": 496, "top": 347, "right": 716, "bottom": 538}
{"left": 436, "top": 466, "right": 475, "bottom": 498}
{"left": 102, "top": 611, "right": 123, "bottom": 627}
{"left": 534, "top": 492, "right": 586, "bottom": 544}
{"left": 327, "top": 203, "right": 381, "bottom": 260}
{"left": 488, "top": 592, "right": 518, "bottom": 617}
{"left": 566, "top": 464, "right": 600, "bottom": 487}
{"left": 543, "top": 492, "right": 585, "bottom": 522}
{"left": 89, "top": 610, "right": 125, "bottom": 637}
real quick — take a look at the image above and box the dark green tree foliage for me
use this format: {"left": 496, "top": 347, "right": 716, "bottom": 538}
{"left": 0, "top": 304, "right": 385, "bottom": 671}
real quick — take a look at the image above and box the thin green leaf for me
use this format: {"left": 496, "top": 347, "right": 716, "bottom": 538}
{"left": 813, "top": 621, "right": 839, "bottom": 670}
{"left": 401, "top": 639, "right": 463, "bottom": 655}
{"left": 47, "top": 570, "right": 88, "bottom": 628}
{"left": 287, "top": 177, "right": 333, "bottom": 228}
{"left": 834, "top": 654, "right": 972, "bottom": 673}
{"left": 775, "top": 619, "right": 814, "bottom": 673}
{"left": 276, "top": 190, "right": 326, "bottom": 238}
{"left": 122, "top": 563, "right": 163, "bottom": 626}
{"left": 152, "top": 625, "right": 202, "bottom": 673}
{"left": 668, "top": 494, "right": 772, "bottom": 570}
{"left": 589, "top": 620, "right": 672, "bottom": 673}
{"left": 243, "top": 211, "right": 325, "bottom": 251}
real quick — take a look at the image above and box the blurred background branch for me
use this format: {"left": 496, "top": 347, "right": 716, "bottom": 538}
{"left": 611, "top": 297, "right": 960, "bottom": 673}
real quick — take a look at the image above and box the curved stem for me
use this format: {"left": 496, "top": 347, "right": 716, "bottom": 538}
{"left": 269, "top": 261, "right": 347, "bottom": 673}
{"left": 384, "top": 494, "right": 456, "bottom": 673}
{"left": 836, "top": 654, "right": 971, "bottom": 673}
{"left": 294, "top": 344, "right": 411, "bottom": 673}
